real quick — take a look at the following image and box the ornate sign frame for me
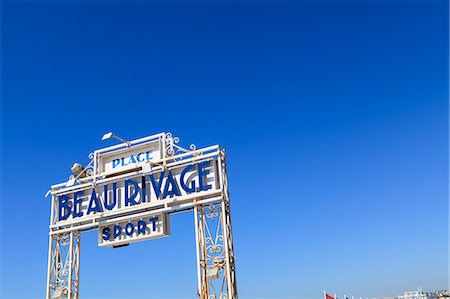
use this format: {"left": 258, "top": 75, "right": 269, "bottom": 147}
{"left": 46, "top": 132, "right": 238, "bottom": 299}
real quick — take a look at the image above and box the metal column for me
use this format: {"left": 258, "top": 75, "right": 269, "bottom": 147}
{"left": 46, "top": 231, "right": 80, "bottom": 299}
{"left": 194, "top": 149, "right": 237, "bottom": 299}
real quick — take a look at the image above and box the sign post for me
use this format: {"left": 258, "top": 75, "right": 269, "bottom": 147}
{"left": 46, "top": 132, "right": 238, "bottom": 298}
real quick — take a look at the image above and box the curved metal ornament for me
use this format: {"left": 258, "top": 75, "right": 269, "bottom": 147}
{"left": 165, "top": 132, "right": 202, "bottom": 160}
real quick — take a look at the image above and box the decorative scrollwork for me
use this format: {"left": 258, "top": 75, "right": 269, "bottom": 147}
{"left": 58, "top": 234, "right": 69, "bottom": 247}
{"left": 165, "top": 132, "right": 202, "bottom": 158}
{"left": 86, "top": 168, "right": 94, "bottom": 177}
{"left": 198, "top": 203, "right": 226, "bottom": 279}
{"left": 165, "top": 132, "right": 175, "bottom": 156}
{"left": 85, "top": 153, "right": 94, "bottom": 177}
{"left": 57, "top": 261, "right": 70, "bottom": 280}
{"left": 206, "top": 238, "right": 224, "bottom": 255}
{"left": 205, "top": 203, "right": 221, "bottom": 220}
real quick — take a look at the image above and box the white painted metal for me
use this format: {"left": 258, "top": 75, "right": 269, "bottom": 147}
{"left": 98, "top": 213, "right": 170, "bottom": 247}
{"left": 194, "top": 205, "right": 203, "bottom": 297}
{"left": 47, "top": 232, "right": 80, "bottom": 299}
{"left": 46, "top": 132, "right": 237, "bottom": 298}
{"left": 192, "top": 148, "right": 237, "bottom": 298}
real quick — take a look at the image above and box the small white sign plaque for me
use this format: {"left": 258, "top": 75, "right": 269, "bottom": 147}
{"left": 98, "top": 213, "right": 170, "bottom": 247}
{"left": 97, "top": 141, "right": 161, "bottom": 175}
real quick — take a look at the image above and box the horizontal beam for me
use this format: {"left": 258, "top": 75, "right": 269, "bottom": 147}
{"left": 50, "top": 195, "right": 225, "bottom": 235}
{"left": 95, "top": 132, "right": 165, "bottom": 156}
{"left": 50, "top": 189, "right": 223, "bottom": 229}
{"left": 50, "top": 146, "right": 220, "bottom": 193}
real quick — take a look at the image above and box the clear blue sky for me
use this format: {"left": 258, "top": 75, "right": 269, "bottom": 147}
{"left": 0, "top": 1, "right": 448, "bottom": 298}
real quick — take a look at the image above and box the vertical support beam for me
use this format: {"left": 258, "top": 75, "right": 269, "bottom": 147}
{"left": 221, "top": 200, "right": 237, "bottom": 298}
{"left": 193, "top": 206, "right": 203, "bottom": 297}
{"left": 71, "top": 232, "right": 81, "bottom": 297}
{"left": 194, "top": 148, "right": 237, "bottom": 299}
{"left": 218, "top": 149, "right": 237, "bottom": 298}
{"left": 46, "top": 231, "right": 80, "bottom": 299}
{"left": 67, "top": 232, "right": 74, "bottom": 298}
{"left": 194, "top": 202, "right": 238, "bottom": 299}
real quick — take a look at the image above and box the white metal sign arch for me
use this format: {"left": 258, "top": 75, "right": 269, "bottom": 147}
{"left": 46, "top": 132, "right": 238, "bottom": 298}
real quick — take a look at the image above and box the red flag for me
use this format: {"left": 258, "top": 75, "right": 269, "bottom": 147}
{"left": 326, "top": 294, "right": 335, "bottom": 299}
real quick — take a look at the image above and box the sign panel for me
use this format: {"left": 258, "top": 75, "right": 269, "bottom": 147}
{"left": 55, "top": 159, "right": 219, "bottom": 226}
{"left": 98, "top": 213, "right": 170, "bottom": 247}
{"left": 96, "top": 140, "right": 161, "bottom": 174}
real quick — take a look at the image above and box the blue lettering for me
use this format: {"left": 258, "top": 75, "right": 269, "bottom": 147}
{"left": 73, "top": 190, "right": 84, "bottom": 218}
{"left": 58, "top": 195, "right": 71, "bottom": 221}
{"left": 125, "top": 223, "right": 134, "bottom": 236}
{"left": 103, "top": 183, "right": 117, "bottom": 211}
{"left": 137, "top": 152, "right": 145, "bottom": 162}
{"left": 180, "top": 164, "right": 196, "bottom": 193}
{"left": 114, "top": 225, "right": 122, "bottom": 238}
{"left": 162, "top": 170, "right": 181, "bottom": 198}
{"left": 137, "top": 220, "right": 146, "bottom": 234}
{"left": 112, "top": 159, "right": 120, "bottom": 168}
{"left": 141, "top": 176, "right": 146, "bottom": 203}
{"left": 198, "top": 161, "right": 212, "bottom": 191}
{"left": 125, "top": 179, "right": 139, "bottom": 206}
{"left": 102, "top": 227, "right": 111, "bottom": 241}
{"left": 149, "top": 172, "right": 165, "bottom": 199}
{"left": 146, "top": 151, "right": 152, "bottom": 161}
{"left": 129, "top": 155, "right": 137, "bottom": 164}
{"left": 87, "top": 189, "right": 102, "bottom": 215}
{"left": 149, "top": 216, "right": 159, "bottom": 231}
{"left": 104, "top": 183, "right": 117, "bottom": 210}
